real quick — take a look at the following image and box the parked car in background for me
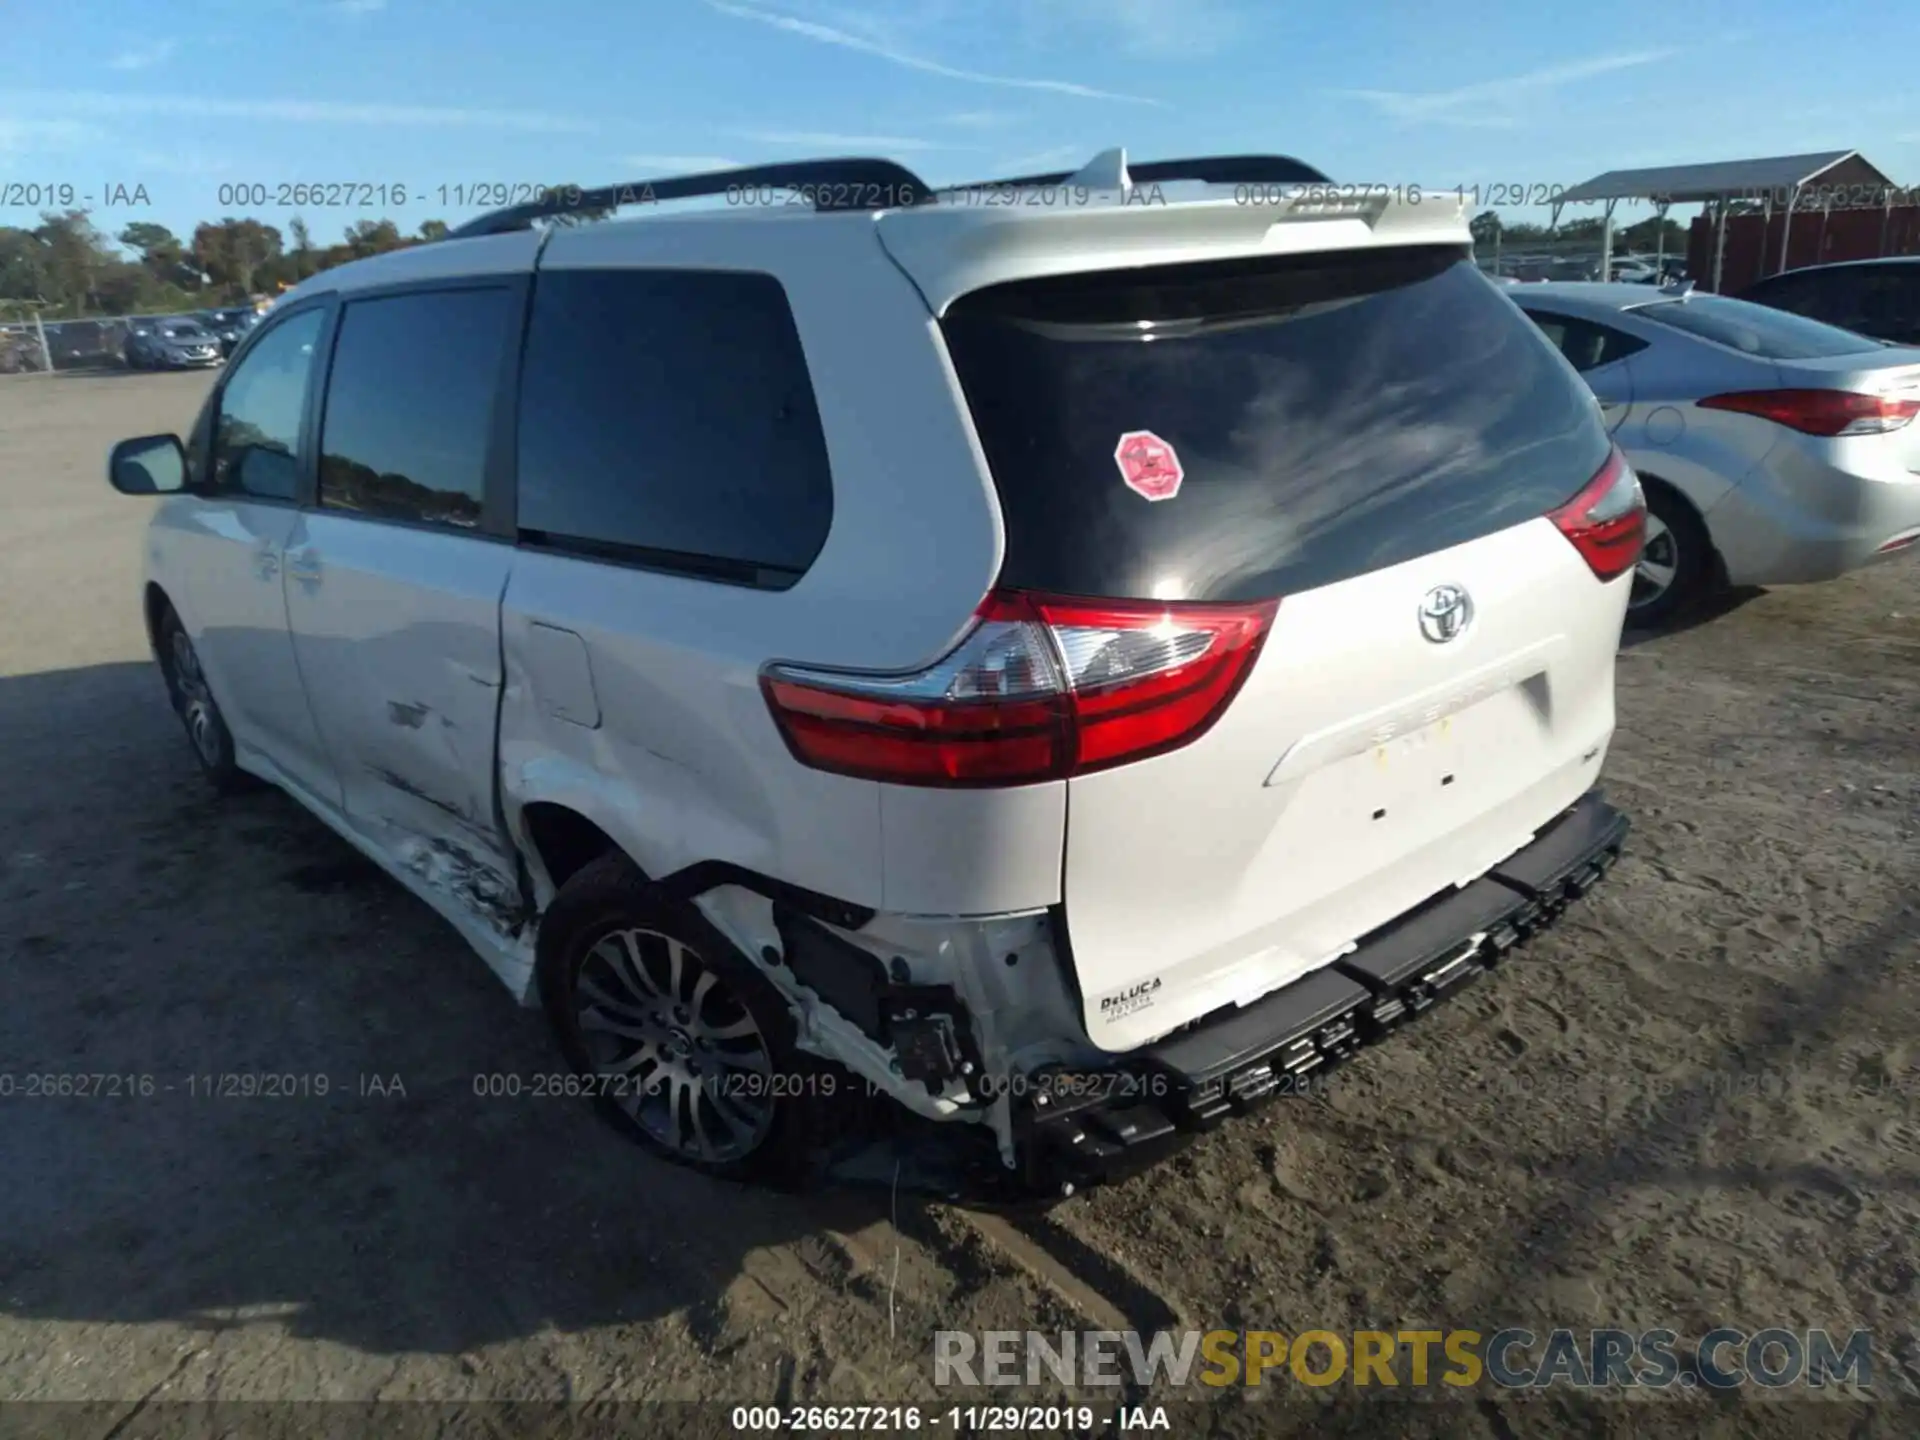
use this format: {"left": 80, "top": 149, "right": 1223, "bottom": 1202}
{"left": 1740, "top": 257, "right": 1920, "bottom": 347}
{"left": 99, "top": 149, "right": 1638, "bottom": 1192}
{"left": 197, "top": 307, "right": 259, "bottom": 357}
{"left": 1608, "top": 255, "right": 1661, "bottom": 284}
{"left": 124, "top": 319, "right": 223, "bottom": 370}
{"left": 1509, "top": 281, "right": 1920, "bottom": 623}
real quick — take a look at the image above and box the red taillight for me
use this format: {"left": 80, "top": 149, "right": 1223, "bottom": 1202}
{"left": 760, "top": 591, "right": 1278, "bottom": 787}
{"left": 1550, "top": 446, "right": 1645, "bottom": 582}
{"left": 1697, "top": 388, "right": 1920, "bottom": 437}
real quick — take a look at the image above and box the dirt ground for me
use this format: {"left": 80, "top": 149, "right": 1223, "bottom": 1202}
{"left": 2, "top": 369, "right": 1917, "bottom": 1436}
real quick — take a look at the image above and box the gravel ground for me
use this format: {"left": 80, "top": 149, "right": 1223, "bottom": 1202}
{"left": 2, "top": 370, "right": 1917, "bottom": 1436}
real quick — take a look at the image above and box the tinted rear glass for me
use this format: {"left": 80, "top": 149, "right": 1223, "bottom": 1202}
{"left": 1630, "top": 295, "right": 1882, "bottom": 358}
{"left": 940, "top": 247, "right": 1611, "bottom": 602}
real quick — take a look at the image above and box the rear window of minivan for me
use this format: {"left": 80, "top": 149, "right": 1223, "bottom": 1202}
{"left": 939, "top": 245, "right": 1611, "bottom": 603}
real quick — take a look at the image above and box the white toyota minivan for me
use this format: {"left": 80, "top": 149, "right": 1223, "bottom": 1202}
{"left": 107, "top": 151, "right": 1638, "bottom": 1195}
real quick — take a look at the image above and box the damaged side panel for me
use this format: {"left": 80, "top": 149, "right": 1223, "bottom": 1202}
{"left": 495, "top": 549, "right": 891, "bottom": 909}
{"left": 279, "top": 514, "right": 534, "bottom": 982}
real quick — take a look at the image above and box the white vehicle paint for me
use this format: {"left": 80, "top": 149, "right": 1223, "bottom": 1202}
{"left": 109, "top": 150, "right": 1638, "bottom": 1190}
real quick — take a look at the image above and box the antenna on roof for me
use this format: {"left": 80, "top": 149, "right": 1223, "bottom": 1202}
{"left": 1065, "top": 147, "right": 1132, "bottom": 196}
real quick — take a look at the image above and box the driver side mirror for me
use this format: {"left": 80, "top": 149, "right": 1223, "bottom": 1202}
{"left": 107, "top": 433, "right": 188, "bottom": 496}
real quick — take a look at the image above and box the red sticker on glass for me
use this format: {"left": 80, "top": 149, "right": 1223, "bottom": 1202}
{"left": 1113, "top": 430, "right": 1184, "bottom": 502}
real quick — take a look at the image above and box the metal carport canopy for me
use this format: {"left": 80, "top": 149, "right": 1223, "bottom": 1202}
{"left": 1555, "top": 151, "right": 1896, "bottom": 292}
{"left": 1557, "top": 150, "right": 1884, "bottom": 204}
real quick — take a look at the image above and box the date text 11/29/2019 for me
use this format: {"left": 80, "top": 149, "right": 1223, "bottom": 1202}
{"left": 1233, "top": 182, "right": 1576, "bottom": 208}
{"left": 731, "top": 1404, "right": 1173, "bottom": 1432}
{"left": 468, "top": 1069, "right": 1189, "bottom": 1104}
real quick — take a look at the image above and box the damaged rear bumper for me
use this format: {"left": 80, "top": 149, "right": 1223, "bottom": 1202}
{"left": 1015, "top": 789, "right": 1630, "bottom": 1192}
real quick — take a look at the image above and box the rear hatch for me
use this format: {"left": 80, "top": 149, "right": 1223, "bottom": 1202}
{"left": 940, "top": 245, "right": 1634, "bottom": 1050}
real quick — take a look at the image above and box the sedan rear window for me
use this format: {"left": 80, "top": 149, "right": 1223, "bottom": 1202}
{"left": 940, "top": 246, "right": 1611, "bottom": 603}
{"left": 1629, "top": 295, "right": 1882, "bottom": 359}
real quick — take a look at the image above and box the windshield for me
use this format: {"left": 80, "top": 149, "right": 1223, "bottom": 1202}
{"left": 1629, "top": 295, "right": 1881, "bottom": 359}
{"left": 161, "top": 325, "right": 209, "bottom": 338}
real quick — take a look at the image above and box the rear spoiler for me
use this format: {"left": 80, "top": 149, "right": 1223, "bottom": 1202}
{"left": 877, "top": 177, "right": 1471, "bottom": 316}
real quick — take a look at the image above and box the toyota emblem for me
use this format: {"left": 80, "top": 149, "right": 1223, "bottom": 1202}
{"left": 1418, "top": 584, "right": 1473, "bottom": 644}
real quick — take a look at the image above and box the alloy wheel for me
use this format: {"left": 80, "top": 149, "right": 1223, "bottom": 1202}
{"left": 574, "top": 927, "right": 776, "bottom": 1163}
{"left": 169, "top": 628, "right": 224, "bottom": 766}
{"left": 1630, "top": 511, "right": 1678, "bottom": 612}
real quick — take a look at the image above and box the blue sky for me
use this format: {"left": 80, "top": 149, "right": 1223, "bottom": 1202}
{"left": 3, "top": 0, "right": 1918, "bottom": 247}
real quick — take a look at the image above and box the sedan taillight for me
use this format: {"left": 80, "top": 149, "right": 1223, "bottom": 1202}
{"left": 1698, "top": 388, "right": 1920, "bottom": 436}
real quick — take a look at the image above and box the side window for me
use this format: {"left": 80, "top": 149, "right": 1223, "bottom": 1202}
{"left": 211, "top": 308, "right": 326, "bottom": 501}
{"left": 1593, "top": 324, "right": 1650, "bottom": 368}
{"left": 1851, "top": 269, "right": 1920, "bottom": 343}
{"left": 1797, "top": 272, "right": 1862, "bottom": 329}
{"left": 1746, "top": 273, "right": 1812, "bottom": 316}
{"left": 516, "top": 268, "right": 833, "bottom": 586}
{"left": 1885, "top": 273, "right": 1920, "bottom": 344}
{"left": 1525, "top": 310, "right": 1645, "bottom": 372}
{"left": 317, "top": 287, "right": 514, "bottom": 529}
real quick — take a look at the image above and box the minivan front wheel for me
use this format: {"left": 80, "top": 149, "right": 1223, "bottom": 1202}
{"left": 537, "top": 853, "right": 833, "bottom": 1183}
{"left": 156, "top": 608, "right": 255, "bottom": 795}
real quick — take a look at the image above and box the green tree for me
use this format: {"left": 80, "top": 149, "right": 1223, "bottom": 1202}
{"left": 342, "top": 218, "right": 406, "bottom": 259}
{"left": 35, "top": 211, "right": 117, "bottom": 314}
{"left": 286, "top": 215, "right": 318, "bottom": 281}
{"left": 417, "top": 218, "right": 449, "bottom": 242}
{"left": 0, "top": 227, "right": 49, "bottom": 308}
{"left": 1468, "top": 209, "right": 1501, "bottom": 246}
{"left": 1618, "top": 215, "right": 1688, "bottom": 253}
{"left": 191, "top": 218, "right": 283, "bottom": 301}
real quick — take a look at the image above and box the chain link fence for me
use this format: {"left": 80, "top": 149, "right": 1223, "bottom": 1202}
{"left": 0, "top": 315, "right": 151, "bottom": 372}
{"left": 0, "top": 313, "right": 229, "bottom": 372}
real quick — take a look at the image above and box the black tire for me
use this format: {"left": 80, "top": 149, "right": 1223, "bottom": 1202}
{"left": 536, "top": 851, "right": 838, "bottom": 1185}
{"left": 1628, "top": 482, "right": 1714, "bottom": 627}
{"left": 155, "top": 606, "right": 256, "bottom": 795}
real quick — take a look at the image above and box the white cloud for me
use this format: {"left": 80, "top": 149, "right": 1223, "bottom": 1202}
{"left": 733, "top": 128, "right": 953, "bottom": 152}
{"left": 1338, "top": 50, "right": 1678, "bottom": 128}
{"left": 941, "top": 109, "right": 1018, "bottom": 129}
{"left": 11, "top": 90, "right": 595, "bottom": 133}
{"left": 1029, "top": 0, "right": 1241, "bottom": 58}
{"left": 701, "top": 0, "right": 1164, "bottom": 105}
{"left": 622, "top": 153, "right": 745, "bottom": 171}
{"left": 331, "top": 0, "right": 388, "bottom": 11}
{"left": 108, "top": 40, "right": 178, "bottom": 71}
{"left": 126, "top": 147, "right": 234, "bottom": 177}
{"left": 0, "top": 118, "right": 107, "bottom": 155}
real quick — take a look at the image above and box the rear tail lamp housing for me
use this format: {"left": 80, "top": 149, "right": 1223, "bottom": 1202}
{"left": 1698, "top": 388, "right": 1920, "bottom": 437}
{"left": 1550, "top": 446, "right": 1645, "bottom": 582}
{"left": 760, "top": 592, "right": 1277, "bottom": 787}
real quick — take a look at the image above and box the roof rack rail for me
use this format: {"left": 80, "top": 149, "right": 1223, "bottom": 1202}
{"left": 944, "top": 154, "right": 1331, "bottom": 193}
{"left": 445, "top": 157, "right": 934, "bottom": 238}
